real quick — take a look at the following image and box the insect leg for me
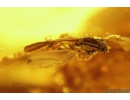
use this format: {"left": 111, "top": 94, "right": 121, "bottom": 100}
{"left": 75, "top": 50, "right": 97, "bottom": 61}
{"left": 104, "top": 33, "right": 130, "bottom": 51}
{"left": 104, "top": 33, "right": 130, "bottom": 41}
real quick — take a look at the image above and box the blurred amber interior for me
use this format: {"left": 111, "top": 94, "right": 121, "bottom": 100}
{"left": 0, "top": 7, "right": 130, "bottom": 93}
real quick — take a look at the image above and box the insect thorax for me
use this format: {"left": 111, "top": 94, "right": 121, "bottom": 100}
{"left": 74, "top": 37, "right": 108, "bottom": 53}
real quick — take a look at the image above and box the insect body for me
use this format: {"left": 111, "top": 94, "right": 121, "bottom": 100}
{"left": 24, "top": 33, "right": 130, "bottom": 68}
{"left": 24, "top": 34, "right": 110, "bottom": 68}
{"left": 24, "top": 37, "right": 108, "bottom": 53}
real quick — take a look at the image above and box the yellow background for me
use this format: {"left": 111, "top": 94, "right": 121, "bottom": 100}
{"left": 0, "top": 7, "right": 103, "bottom": 59}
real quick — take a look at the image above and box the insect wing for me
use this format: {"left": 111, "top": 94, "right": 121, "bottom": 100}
{"left": 24, "top": 42, "right": 50, "bottom": 52}
{"left": 26, "top": 50, "right": 75, "bottom": 68}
